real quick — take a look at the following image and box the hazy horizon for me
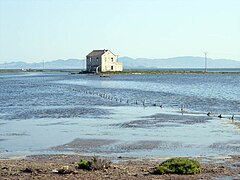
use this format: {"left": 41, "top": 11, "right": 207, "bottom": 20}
{"left": 1, "top": 55, "right": 240, "bottom": 64}
{"left": 2, "top": 56, "right": 240, "bottom": 70}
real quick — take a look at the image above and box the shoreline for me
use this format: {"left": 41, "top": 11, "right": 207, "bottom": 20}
{"left": 1, "top": 69, "right": 240, "bottom": 74}
{"left": 1, "top": 153, "right": 240, "bottom": 179}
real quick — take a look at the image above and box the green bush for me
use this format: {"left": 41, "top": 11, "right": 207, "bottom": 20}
{"left": 78, "top": 160, "right": 91, "bottom": 170}
{"left": 154, "top": 158, "right": 201, "bottom": 175}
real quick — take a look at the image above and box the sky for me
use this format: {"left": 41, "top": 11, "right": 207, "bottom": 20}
{"left": 0, "top": 0, "right": 240, "bottom": 63}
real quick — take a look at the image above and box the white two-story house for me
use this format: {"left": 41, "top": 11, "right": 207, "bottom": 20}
{"left": 86, "top": 49, "right": 123, "bottom": 72}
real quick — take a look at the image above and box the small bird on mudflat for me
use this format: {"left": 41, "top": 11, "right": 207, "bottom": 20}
{"left": 207, "top": 112, "right": 211, "bottom": 116}
{"left": 218, "top": 114, "right": 222, "bottom": 118}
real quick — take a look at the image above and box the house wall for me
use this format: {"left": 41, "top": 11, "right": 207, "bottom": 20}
{"left": 114, "top": 62, "right": 123, "bottom": 71}
{"left": 86, "top": 56, "right": 101, "bottom": 72}
{"left": 101, "top": 51, "right": 122, "bottom": 72}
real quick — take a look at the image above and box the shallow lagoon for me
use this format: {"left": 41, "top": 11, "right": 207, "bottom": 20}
{"left": 0, "top": 72, "right": 240, "bottom": 159}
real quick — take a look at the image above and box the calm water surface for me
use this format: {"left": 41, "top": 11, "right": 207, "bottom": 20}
{"left": 0, "top": 72, "right": 240, "bottom": 158}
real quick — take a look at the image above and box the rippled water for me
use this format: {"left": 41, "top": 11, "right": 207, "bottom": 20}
{"left": 0, "top": 72, "right": 240, "bottom": 158}
{"left": 57, "top": 73, "right": 240, "bottom": 114}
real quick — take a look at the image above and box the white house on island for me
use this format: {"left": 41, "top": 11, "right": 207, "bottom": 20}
{"left": 86, "top": 49, "right": 123, "bottom": 73}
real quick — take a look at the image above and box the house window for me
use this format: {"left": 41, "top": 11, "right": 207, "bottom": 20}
{"left": 96, "top": 57, "right": 99, "bottom": 62}
{"left": 111, "top": 66, "right": 113, "bottom": 70}
{"left": 111, "top": 57, "right": 113, "bottom": 62}
{"left": 89, "top": 57, "right": 92, "bottom": 62}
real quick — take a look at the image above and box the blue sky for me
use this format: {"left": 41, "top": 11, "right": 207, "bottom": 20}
{"left": 0, "top": 0, "right": 240, "bottom": 63}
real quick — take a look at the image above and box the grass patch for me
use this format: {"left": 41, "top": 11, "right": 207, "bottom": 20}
{"left": 78, "top": 160, "right": 91, "bottom": 170}
{"left": 154, "top": 158, "right": 201, "bottom": 175}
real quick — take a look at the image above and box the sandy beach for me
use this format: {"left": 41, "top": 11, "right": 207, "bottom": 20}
{"left": 1, "top": 154, "right": 240, "bottom": 179}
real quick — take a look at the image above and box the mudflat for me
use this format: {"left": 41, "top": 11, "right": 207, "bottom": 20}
{"left": 1, "top": 73, "right": 240, "bottom": 179}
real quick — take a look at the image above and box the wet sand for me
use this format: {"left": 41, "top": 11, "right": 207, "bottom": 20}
{"left": 51, "top": 138, "right": 117, "bottom": 153}
{"left": 1, "top": 154, "right": 240, "bottom": 180}
{"left": 50, "top": 138, "right": 183, "bottom": 154}
{"left": 114, "top": 113, "right": 212, "bottom": 128}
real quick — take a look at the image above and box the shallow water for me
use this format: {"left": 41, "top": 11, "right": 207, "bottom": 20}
{"left": 0, "top": 72, "right": 240, "bottom": 158}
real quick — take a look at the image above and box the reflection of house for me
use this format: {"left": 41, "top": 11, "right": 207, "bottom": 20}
{"left": 86, "top": 50, "right": 123, "bottom": 72}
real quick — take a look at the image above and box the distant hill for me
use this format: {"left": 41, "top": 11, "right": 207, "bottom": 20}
{"left": 118, "top": 56, "right": 240, "bottom": 69}
{"left": 1, "top": 56, "right": 240, "bottom": 69}
{"left": 0, "top": 59, "right": 85, "bottom": 69}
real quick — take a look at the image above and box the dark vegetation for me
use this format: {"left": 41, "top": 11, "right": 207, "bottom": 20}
{"left": 84, "top": 69, "right": 240, "bottom": 74}
{"left": 154, "top": 158, "right": 201, "bottom": 175}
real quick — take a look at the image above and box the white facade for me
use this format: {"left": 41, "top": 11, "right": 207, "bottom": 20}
{"left": 86, "top": 50, "right": 123, "bottom": 72}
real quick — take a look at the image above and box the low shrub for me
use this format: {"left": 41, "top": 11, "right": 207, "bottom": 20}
{"left": 78, "top": 157, "right": 111, "bottom": 171}
{"left": 78, "top": 160, "right": 91, "bottom": 170}
{"left": 154, "top": 158, "right": 201, "bottom": 175}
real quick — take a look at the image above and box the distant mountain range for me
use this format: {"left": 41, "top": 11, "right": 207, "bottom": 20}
{"left": 0, "top": 59, "right": 85, "bottom": 69}
{"left": 1, "top": 56, "right": 240, "bottom": 69}
{"left": 118, "top": 56, "right": 240, "bottom": 69}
